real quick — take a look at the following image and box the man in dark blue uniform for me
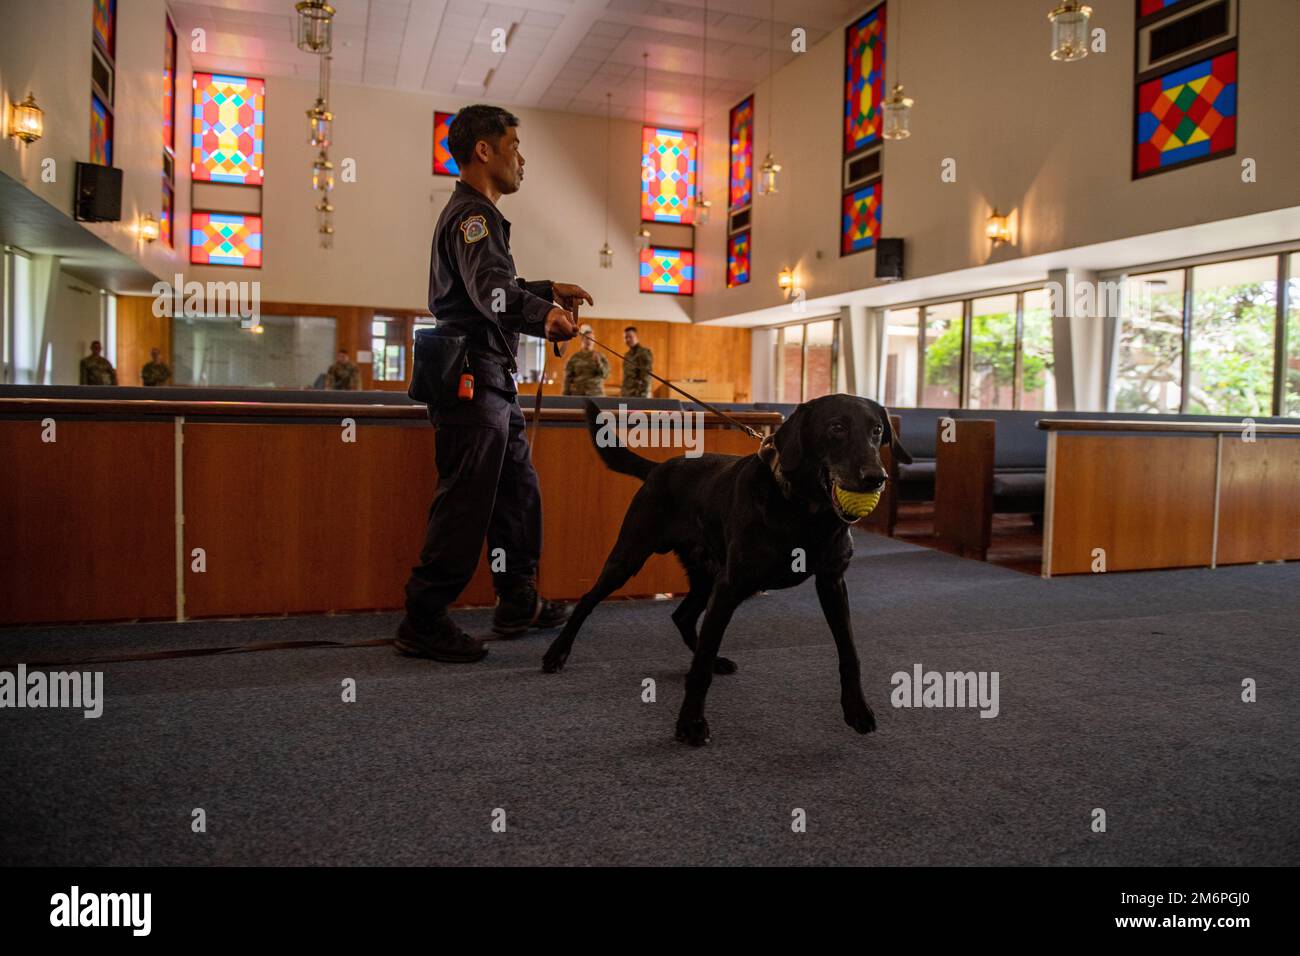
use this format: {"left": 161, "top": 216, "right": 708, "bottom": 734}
{"left": 397, "top": 104, "right": 591, "bottom": 663}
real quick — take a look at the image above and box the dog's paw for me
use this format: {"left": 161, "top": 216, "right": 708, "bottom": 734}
{"left": 842, "top": 698, "right": 877, "bottom": 734}
{"left": 541, "top": 646, "right": 568, "bottom": 673}
{"left": 712, "top": 656, "right": 738, "bottom": 675}
{"left": 675, "top": 716, "right": 711, "bottom": 746}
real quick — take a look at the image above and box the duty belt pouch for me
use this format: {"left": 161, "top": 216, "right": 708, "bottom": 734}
{"left": 409, "top": 327, "right": 468, "bottom": 410}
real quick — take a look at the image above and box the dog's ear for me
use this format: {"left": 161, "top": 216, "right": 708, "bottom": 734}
{"left": 772, "top": 406, "right": 806, "bottom": 473}
{"left": 862, "top": 398, "right": 913, "bottom": 465}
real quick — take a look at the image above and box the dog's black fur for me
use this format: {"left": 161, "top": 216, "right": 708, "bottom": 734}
{"left": 542, "top": 394, "right": 913, "bottom": 746}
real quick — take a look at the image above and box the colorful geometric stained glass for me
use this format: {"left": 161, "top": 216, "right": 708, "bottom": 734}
{"left": 164, "top": 18, "right": 176, "bottom": 154}
{"left": 192, "top": 73, "right": 266, "bottom": 185}
{"left": 727, "top": 231, "right": 751, "bottom": 288}
{"left": 729, "top": 97, "right": 754, "bottom": 210}
{"left": 844, "top": 4, "right": 886, "bottom": 154}
{"left": 841, "top": 180, "right": 882, "bottom": 255}
{"left": 190, "top": 212, "right": 263, "bottom": 268}
{"left": 641, "top": 127, "right": 698, "bottom": 224}
{"left": 1139, "top": 0, "right": 1184, "bottom": 15}
{"left": 90, "top": 95, "right": 112, "bottom": 166}
{"left": 1135, "top": 51, "right": 1237, "bottom": 176}
{"left": 93, "top": 0, "right": 116, "bottom": 57}
{"left": 639, "top": 248, "right": 695, "bottom": 295}
{"left": 433, "top": 111, "right": 459, "bottom": 176}
{"left": 161, "top": 180, "right": 173, "bottom": 248}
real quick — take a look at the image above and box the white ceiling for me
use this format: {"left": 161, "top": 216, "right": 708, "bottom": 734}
{"left": 169, "top": 0, "right": 859, "bottom": 127}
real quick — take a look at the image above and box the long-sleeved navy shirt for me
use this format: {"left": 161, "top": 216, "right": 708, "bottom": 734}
{"left": 429, "top": 180, "right": 553, "bottom": 395}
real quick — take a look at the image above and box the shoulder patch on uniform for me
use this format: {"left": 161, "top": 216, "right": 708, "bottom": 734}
{"left": 460, "top": 215, "right": 488, "bottom": 244}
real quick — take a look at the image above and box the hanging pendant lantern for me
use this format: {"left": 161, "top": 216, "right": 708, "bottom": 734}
{"left": 1049, "top": 1, "right": 1092, "bottom": 62}
{"left": 317, "top": 199, "right": 335, "bottom": 249}
{"left": 599, "top": 242, "right": 614, "bottom": 269}
{"left": 636, "top": 225, "right": 652, "bottom": 251}
{"left": 758, "top": 152, "right": 781, "bottom": 195}
{"left": 882, "top": 84, "right": 915, "bottom": 140}
{"left": 295, "top": 1, "right": 336, "bottom": 54}
{"left": 307, "top": 99, "right": 333, "bottom": 147}
{"left": 311, "top": 151, "right": 334, "bottom": 192}
{"left": 696, "top": 192, "right": 713, "bottom": 225}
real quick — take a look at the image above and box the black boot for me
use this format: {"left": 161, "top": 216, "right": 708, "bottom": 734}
{"left": 394, "top": 612, "right": 487, "bottom": 663}
{"left": 491, "top": 582, "right": 570, "bottom": 636}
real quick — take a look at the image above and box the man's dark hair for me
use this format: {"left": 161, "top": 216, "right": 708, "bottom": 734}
{"left": 447, "top": 105, "right": 520, "bottom": 168}
{"left": 624, "top": 326, "right": 638, "bottom": 334}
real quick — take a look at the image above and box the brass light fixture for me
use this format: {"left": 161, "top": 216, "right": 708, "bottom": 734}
{"left": 637, "top": 225, "right": 652, "bottom": 252}
{"left": 777, "top": 268, "right": 795, "bottom": 295}
{"left": 138, "top": 213, "right": 160, "bottom": 243}
{"left": 1049, "top": 1, "right": 1093, "bottom": 62}
{"left": 599, "top": 92, "right": 614, "bottom": 269}
{"left": 986, "top": 209, "right": 1012, "bottom": 245}
{"left": 881, "top": 0, "right": 914, "bottom": 139}
{"left": 757, "top": 0, "right": 781, "bottom": 195}
{"left": 295, "top": 0, "right": 336, "bottom": 54}
{"left": 317, "top": 198, "right": 334, "bottom": 249}
{"left": 311, "top": 151, "right": 334, "bottom": 191}
{"left": 307, "top": 54, "right": 333, "bottom": 147}
{"left": 6, "top": 92, "right": 44, "bottom": 145}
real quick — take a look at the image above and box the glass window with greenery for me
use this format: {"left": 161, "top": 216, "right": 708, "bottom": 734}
{"left": 1288, "top": 254, "right": 1300, "bottom": 416}
{"left": 920, "top": 301, "right": 962, "bottom": 407}
{"left": 371, "top": 317, "right": 405, "bottom": 382}
{"left": 1187, "top": 257, "right": 1277, "bottom": 416}
{"left": 1020, "top": 289, "right": 1057, "bottom": 410}
{"left": 968, "top": 294, "right": 1018, "bottom": 410}
{"left": 883, "top": 307, "right": 919, "bottom": 407}
{"left": 1117, "top": 269, "right": 1185, "bottom": 414}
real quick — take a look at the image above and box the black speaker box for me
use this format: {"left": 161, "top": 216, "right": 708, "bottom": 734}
{"left": 875, "top": 237, "right": 903, "bottom": 281}
{"left": 74, "top": 161, "right": 123, "bottom": 222}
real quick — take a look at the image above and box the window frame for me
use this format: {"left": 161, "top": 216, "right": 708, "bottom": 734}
{"left": 771, "top": 315, "right": 841, "bottom": 404}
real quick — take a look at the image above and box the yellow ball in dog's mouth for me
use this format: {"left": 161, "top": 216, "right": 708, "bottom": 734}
{"left": 834, "top": 485, "right": 881, "bottom": 518}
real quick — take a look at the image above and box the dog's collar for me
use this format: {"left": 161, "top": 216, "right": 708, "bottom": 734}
{"left": 758, "top": 435, "right": 794, "bottom": 500}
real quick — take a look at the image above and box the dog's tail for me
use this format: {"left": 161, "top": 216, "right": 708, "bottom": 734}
{"left": 584, "top": 400, "right": 657, "bottom": 481}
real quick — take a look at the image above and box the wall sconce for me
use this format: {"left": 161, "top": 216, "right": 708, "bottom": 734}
{"left": 138, "top": 213, "right": 160, "bottom": 243}
{"left": 295, "top": 0, "right": 336, "bottom": 54}
{"left": 777, "top": 268, "right": 795, "bottom": 296}
{"left": 6, "top": 92, "right": 45, "bottom": 145}
{"left": 986, "top": 209, "right": 1012, "bottom": 245}
{"left": 1048, "top": 1, "right": 1092, "bottom": 62}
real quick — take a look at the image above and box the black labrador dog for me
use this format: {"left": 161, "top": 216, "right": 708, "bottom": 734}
{"left": 542, "top": 394, "right": 912, "bottom": 746}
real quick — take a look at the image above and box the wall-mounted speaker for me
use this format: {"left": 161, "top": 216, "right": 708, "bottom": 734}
{"left": 875, "top": 237, "right": 904, "bottom": 281}
{"left": 74, "top": 161, "right": 123, "bottom": 222}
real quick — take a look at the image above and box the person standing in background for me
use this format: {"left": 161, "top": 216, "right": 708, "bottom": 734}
{"left": 563, "top": 324, "right": 610, "bottom": 396}
{"left": 325, "top": 349, "right": 361, "bottom": 390}
{"left": 141, "top": 347, "right": 171, "bottom": 386}
{"left": 620, "top": 326, "right": 652, "bottom": 398}
{"left": 79, "top": 341, "right": 116, "bottom": 385}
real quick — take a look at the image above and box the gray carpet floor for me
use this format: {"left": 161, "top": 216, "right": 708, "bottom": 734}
{"left": 2, "top": 533, "right": 1297, "bottom": 866}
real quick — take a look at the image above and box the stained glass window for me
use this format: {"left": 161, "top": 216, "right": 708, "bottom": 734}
{"left": 192, "top": 73, "right": 266, "bottom": 185}
{"left": 640, "top": 248, "right": 694, "bottom": 296}
{"left": 433, "top": 111, "right": 459, "bottom": 176}
{"left": 844, "top": 5, "right": 885, "bottom": 154}
{"left": 641, "top": 127, "right": 697, "bottom": 224}
{"left": 1135, "top": 51, "right": 1237, "bottom": 177}
{"left": 1139, "top": 0, "right": 1183, "bottom": 14}
{"left": 164, "top": 18, "right": 176, "bottom": 155}
{"left": 191, "top": 212, "right": 263, "bottom": 268}
{"left": 90, "top": 95, "right": 112, "bottom": 166}
{"left": 728, "top": 97, "right": 754, "bottom": 210}
{"left": 161, "top": 180, "right": 174, "bottom": 248}
{"left": 93, "top": 0, "right": 116, "bottom": 58}
{"left": 727, "top": 232, "right": 750, "bottom": 289}
{"left": 841, "top": 181, "right": 882, "bottom": 255}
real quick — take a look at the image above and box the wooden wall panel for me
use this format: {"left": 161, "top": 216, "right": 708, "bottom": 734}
{"left": 1047, "top": 435, "right": 1217, "bottom": 575}
{"left": 0, "top": 420, "right": 175, "bottom": 624}
{"left": 181, "top": 422, "right": 446, "bottom": 618}
{"left": 1217, "top": 437, "right": 1300, "bottom": 565}
{"left": 116, "top": 294, "right": 173, "bottom": 386}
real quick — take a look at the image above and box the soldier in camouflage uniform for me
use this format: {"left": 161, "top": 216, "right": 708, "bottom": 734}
{"left": 141, "top": 347, "right": 171, "bottom": 386}
{"left": 620, "top": 326, "right": 653, "bottom": 398}
{"left": 325, "top": 350, "right": 361, "bottom": 390}
{"left": 563, "top": 324, "right": 610, "bottom": 396}
{"left": 79, "top": 341, "right": 116, "bottom": 386}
